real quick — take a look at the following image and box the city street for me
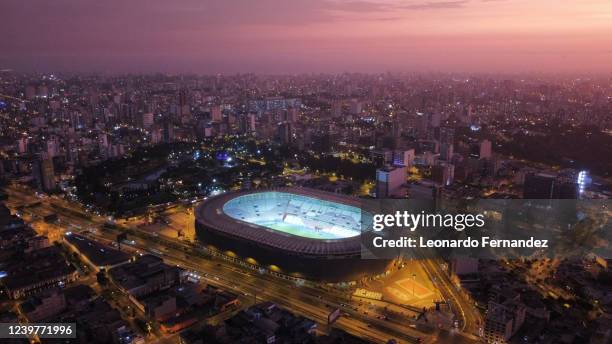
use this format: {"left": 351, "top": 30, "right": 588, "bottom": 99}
{"left": 1, "top": 183, "right": 486, "bottom": 343}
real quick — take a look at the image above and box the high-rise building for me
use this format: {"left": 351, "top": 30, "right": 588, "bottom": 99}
{"left": 415, "top": 151, "right": 436, "bottom": 167}
{"left": 141, "top": 112, "right": 154, "bottom": 128}
{"left": 371, "top": 149, "right": 394, "bottom": 167}
{"left": 239, "top": 113, "right": 257, "bottom": 135}
{"left": 408, "top": 181, "right": 440, "bottom": 201}
{"left": 349, "top": 99, "right": 362, "bottom": 115}
{"left": 392, "top": 149, "right": 415, "bottom": 167}
{"left": 40, "top": 158, "right": 55, "bottom": 192}
{"left": 331, "top": 99, "right": 342, "bottom": 118}
{"left": 17, "top": 137, "right": 28, "bottom": 154}
{"left": 178, "top": 89, "right": 190, "bottom": 117}
{"left": 429, "top": 112, "right": 441, "bottom": 128}
{"left": 479, "top": 139, "right": 492, "bottom": 160}
{"left": 438, "top": 126, "right": 454, "bottom": 145}
{"left": 150, "top": 126, "right": 163, "bottom": 144}
{"left": 523, "top": 173, "right": 578, "bottom": 199}
{"left": 45, "top": 139, "right": 59, "bottom": 158}
{"left": 415, "top": 113, "right": 428, "bottom": 137}
{"left": 554, "top": 178, "right": 579, "bottom": 199}
{"left": 211, "top": 105, "right": 222, "bottom": 122}
{"left": 523, "top": 173, "right": 555, "bottom": 198}
{"left": 25, "top": 85, "right": 36, "bottom": 99}
{"left": 33, "top": 157, "right": 56, "bottom": 192}
{"left": 247, "top": 97, "right": 302, "bottom": 113}
{"left": 391, "top": 121, "right": 402, "bottom": 138}
{"left": 286, "top": 107, "right": 299, "bottom": 123}
{"left": 37, "top": 85, "right": 49, "bottom": 98}
{"left": 431, "top": 162, "right": 454, "bottom": 186}
{"left": 98, "top": 134, "right": 109, "bottom": 149}
{"left": 483, "top": 300, "right": 526, "bottom": 344}
{"left": 247, "top": 113, "right": 257, "bottom": 134}
{"left": 376, "top": 166, "right": 406, "bottom": 198}
{"left": 439, "top": 143, "right": 454, "bottom": 162}
{"left": 163, "top": 121, "right": 175, "bottom": 143}
{"left": 468, "top": 139, "right": 493, "bottom": 160}
{"left": 238, "top": 114, "right": 248, "bottom": 134}
{"left": 450, "top": 257, "right": 478, "bottom": 276}
{"left": 277, "top": 122, "right": 293, "bottom": 145}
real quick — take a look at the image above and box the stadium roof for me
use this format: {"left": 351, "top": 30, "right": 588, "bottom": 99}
{"left": 195, "top": 187, "right": 365, "bottom": 257}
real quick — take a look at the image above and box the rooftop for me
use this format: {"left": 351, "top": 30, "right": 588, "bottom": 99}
{"left": 65, "top": 233, "right": 131, "bottom": 267}
{"left": 196, "top": 187, "right": 367, "bottom": 256}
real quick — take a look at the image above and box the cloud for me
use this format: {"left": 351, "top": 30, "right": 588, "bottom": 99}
{"left": 2, "top": 0, "right": 611, "bottom": 74}
{"left": 325, "top": 1, "right": 392, "bottom": 13}
{"left": 372, "top": 16, "right": 405, "bottom": 21}
{"left": 401, "top": 1, "right": 469, "bottom": 10}
{"left": 324, "top": 0, "right": 470, "bottom": 14}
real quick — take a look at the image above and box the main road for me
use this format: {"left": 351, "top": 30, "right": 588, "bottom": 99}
{"left": 2, "top": 183, "right": 480, "bottom": 343}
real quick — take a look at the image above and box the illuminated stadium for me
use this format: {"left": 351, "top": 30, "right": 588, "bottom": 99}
{"left": 222, "top": 191, "right": 362, "bottom": 240}
{"left": 195, "top": 188, "right": 388, "bottom": 282}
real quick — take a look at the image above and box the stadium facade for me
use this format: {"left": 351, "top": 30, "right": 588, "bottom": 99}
{"left": 195, "top": 187, "right": 388, "bottom": 282}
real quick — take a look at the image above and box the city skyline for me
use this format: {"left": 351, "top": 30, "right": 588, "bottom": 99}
{"left": 2, "top": 0, "right": 612, "bottom": 74}
{"left": 0, "top": 67, "right": 610, "bottom": 344}
{"left": 1, "top": 2, "right": 611, "bottom": 343}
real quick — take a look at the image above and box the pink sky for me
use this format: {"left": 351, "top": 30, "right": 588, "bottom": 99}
{"left": 1, "top": 0, "right": 611, "bottom": 73}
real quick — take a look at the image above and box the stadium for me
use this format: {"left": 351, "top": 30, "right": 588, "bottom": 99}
{"left": 195, "top": 188, "right": 389, "bottom": 282}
